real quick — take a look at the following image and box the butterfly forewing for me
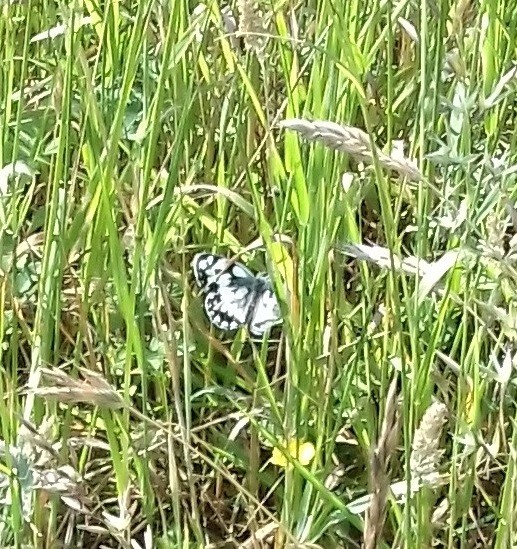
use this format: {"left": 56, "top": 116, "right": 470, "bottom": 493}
{"left": 204, "top": 284, "right": 255, "bottom": 332}
{"left": 193, "top": 253, "right": 230, "bottom": 287}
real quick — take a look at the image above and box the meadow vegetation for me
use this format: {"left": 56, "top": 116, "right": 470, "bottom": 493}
{"left": 0, "top": 0, "right": 517, "bottom": 547}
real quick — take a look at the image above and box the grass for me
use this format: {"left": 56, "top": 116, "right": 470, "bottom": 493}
{"left": 1, "top": 0, "right": 517, "bottom": 547}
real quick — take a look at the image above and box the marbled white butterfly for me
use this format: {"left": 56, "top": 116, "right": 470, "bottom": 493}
{"left": 192, "top": 253, "right": 282, "bottom": 336}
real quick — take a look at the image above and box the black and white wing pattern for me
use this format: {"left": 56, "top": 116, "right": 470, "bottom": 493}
{"left": 192, "top": 253, "right": 282, "bottom": 336}
{"left": 248, "top": 280, "right": 282, "bottom": 335}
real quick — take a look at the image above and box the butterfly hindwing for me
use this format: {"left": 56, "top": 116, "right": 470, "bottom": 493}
{"left": 192, "top": 253, "right": 282, "bottom": 335}
{"left": 248, "top": 284, "right": 282, "bottom": 335}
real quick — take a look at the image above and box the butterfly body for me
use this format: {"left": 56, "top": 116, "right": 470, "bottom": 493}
{"left": 192, "top": 253, "right": 282, "bottom": 336}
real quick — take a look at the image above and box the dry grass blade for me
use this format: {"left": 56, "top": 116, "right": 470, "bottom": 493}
{"left": 285, "top": 542, "right": 323, "bottom": 549}
{"left": 340, "top": 242, "right": 430, "bottom": 276}
{"left": 240, "top": 522, "right": 278, "bottom": 548}
{"left": 32, "top": 367, "right": 124, "bottom": 409}
{"left": 280, "top": 119, "right": 423, "bottom": 181}
{"left": 364, "top": 375, "right": 400, "bottom": 549}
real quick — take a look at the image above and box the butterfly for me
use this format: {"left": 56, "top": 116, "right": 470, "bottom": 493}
{"left": 192, "top": 253, "right": 282, "bottom": 336}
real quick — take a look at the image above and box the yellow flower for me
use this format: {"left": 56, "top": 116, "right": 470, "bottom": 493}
{"left": 271, "top": 439, "right": 315, "bottom": 468}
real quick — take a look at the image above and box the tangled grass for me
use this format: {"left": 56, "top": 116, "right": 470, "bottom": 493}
{"left": 1, "top": 0, "right": 517, "bottom": 547}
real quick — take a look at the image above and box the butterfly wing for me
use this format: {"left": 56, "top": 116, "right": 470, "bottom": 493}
{"left": 192, "top": 253, "right": 258, "bottom": 332}
{"left": 248, "top": 282, "right": 282, "bottom": 336}
{"left": 192, "top": 253, "right": 254, "bottom": 288}
{"left": 204, "top": 284, "right": 255, "bottom": 331}
{"left": 192, "top": 253, "right": 230, "bottom": 288}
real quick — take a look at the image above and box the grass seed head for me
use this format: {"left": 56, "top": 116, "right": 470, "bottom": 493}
{"left": 280, "top": 119, "right": 423, "bottom": 181}
{"left": 237, "top": 0, "right": 270, "bottom": 56}
{"left": 410, "top": 401, "right": 448, "bottom": 486}
{"left": 33, "top": 367, "right": 124, "bottom": 409}
{"left": 364, "top": 376, "right": 400, "bottom": 549}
